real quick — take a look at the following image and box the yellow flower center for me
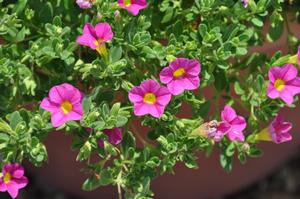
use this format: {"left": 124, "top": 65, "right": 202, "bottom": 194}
{"left": 143, "top": 93, "right": 157, "bottom": 104}
{"left": 124, "top": 0, "right": 131, "bottom": 7}
{"left": 61, "top": 100, "right": 73, "bottom": 114}
{"left": 274, "top": 79, "right": 285, "bottom": 91}
{"left": 3, "top": 172, "right": 11, "bottom": 184}
{"left": 173, "top": 68, "right": 185, "bottom": 78}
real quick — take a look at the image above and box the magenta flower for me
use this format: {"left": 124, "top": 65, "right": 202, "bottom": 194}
{"left": 117, "top": 0, "right": 147, "bottom": 16}
{"left": 267, "top": 64, "right": 300, "bottom": 105}
{"left": 76, "top": 23, "right": 113, "bottom": 57}
{"left": 129, "top": 80, "right": 172, "bottom": 118}
{"left": 98, "top": 128, "right": 123, "bottom": 148}
{"left": 256, "top": 114, "right": 292, "bottom": 144}
{"left": 160, "top": 58, "right": 201, "bottom": 95}
{"left": 76, "top": 0, "right": 93, "bottom": 9}
{"left": 241, "top": 0, "right": 249, "bottom": 7}
{"left": 40, "top": 83, "right": 84, "bottom": 128}
{"left": 0, "top": 163, "right": 28, "bottom": 199}
{"left": 220, "top": 106, "right": 247, "bottom": 142}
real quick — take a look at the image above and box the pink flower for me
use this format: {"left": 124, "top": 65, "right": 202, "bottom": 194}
{"left": 128, "top": 80, "right": 172, "bottom": 118}
{"left": 117, "top": 0, "right": 147, "bottom": 16}
{"left": 267, "top": 64, "right": 300, "bottom": 105}
{"left": 256, "top": 113, "right": 292, "bottom": 144}
{"left": 98, "top": 128, "right": 123, "bottom": 148}
{"left": 0, "top": 163, "right": 28, "bottom": 199}
{"left": 76, "top": 0, "right": 93, "bottom": 9}
{"left": 241, "top": 0, "right": 249, "bottom": 7}
{"left": 160, "top": 58, "right": 201, "bottom": 95}
{"left": 220, "top": 106, "right": 247, "bottom": 142}
{"left": 76, "top": 23, "right": 113, "bottom": 57}
{"left": 40, "top": 83, "right": 84, "bottom": 127}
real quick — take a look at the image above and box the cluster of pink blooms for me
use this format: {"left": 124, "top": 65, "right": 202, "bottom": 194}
{"left": 0, "top": 164, "right": 28, "bottom": 198}
{"left": 76, "top": 0, "right": 147, "bottom": 16}
{"left": 129, "top": 58, "right": 201, "bottom": 118}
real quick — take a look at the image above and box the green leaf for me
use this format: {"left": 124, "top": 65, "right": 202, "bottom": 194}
{"left": 110, "top": 46, "right": 123, "bottom": 63}
{"left": 225, "top": 142, "right": 235, "bottom": 157}
{"left": 251, "top": 18, "right": 263, "bottom": 27}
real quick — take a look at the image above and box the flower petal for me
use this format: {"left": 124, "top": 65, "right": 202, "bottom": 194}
{"left": 128, "top": 86, "right": 144, "bottom": 103}
{"left": 167, "top": 79, "right": 185, "bottom": 95}
{"left": 15, "top": 176, "right": 28, "bottom": 189}
{"left": 221, "top": 106, "right": 237, "bottom": 123}
{"left": 95, "top": 23, "right": 113, "bottom": 42}
{"left": 280, "top": 64, "right": 298, "bottom": 82}
{"left": 227, "top": 131, "right": 245, "bottom": 142}
{"left": 40, "top": 97, "right": 59, "bottom": 113}
{"left": 279, "top": 89, "right": 294, "bottom": 105}
{"left": 159, "top": 67, "right": 174, "bottom": 84}
{"left": 6, "top": 181, "right": 19, "bottom": 199}
{"left": 267, "top": 84, "right": 280, "bottom": 99}
{"left": 51, "top": 111, "right": 67, "bottom": 127}
{"left": 140, "top": 80, "right": 160, "bottom": 93}
{"left": 156, "top": 87, "right": 171, "bottom": 106}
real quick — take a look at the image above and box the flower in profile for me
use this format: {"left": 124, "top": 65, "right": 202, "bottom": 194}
{"left": 117, "top": 0, "right": 147, "bottom": 16}
{"left": 76, "top": 0, "right": 94, "bottom": 9}
{"left": 191, "top": 120, "right": 230, "bottom": 142}
{"left": 98, "top": 128, "right": 123, "bottom": 148}
{"left": 256, "top": 113, "right": 292, "bottom": 144}
{"left": 0, "top": 163, "right": 28, "bottom": 199}
{"left": 160, "top": 58, "right": 201, "bottom": 95}
{"left": 40, "top": 83, "right": 84, "bottom": 127}
{"left": 220, "top": 106, "right": 247, "bottom": 142}
{"left": 76, "top": 23, "right": 113, "bottom": 59}
{"left": 241, "top": 0, "right": 249, "bottom": 8}
{"left": 267, "top": 64, "right": 300, "bottom": 105}
{"left": 129, "top": 80, "right": 172, "bottom": 118}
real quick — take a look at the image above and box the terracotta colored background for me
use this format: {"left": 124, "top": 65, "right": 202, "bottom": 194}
{"left": 26, "top": 17, "right": 300, "bottom": 199}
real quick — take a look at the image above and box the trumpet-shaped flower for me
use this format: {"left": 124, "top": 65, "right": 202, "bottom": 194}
{"left": 267, "top": 64, "right": 300, "bottom": 105}
{"left": 287, "top": 45, "right": 300, "bottom": 66}
{"left": 129, "top": 80, "right": 172, "bottom": 118}
{"left": 98, "top": 128, "right": 123, "bottom": 148}
{"left": 220, "top": 106, "right": 247, "bottom": 142}
{"left": 76, "top": 0, "right": 93, "bottom": 9}
{"left": 0, "top": 163, "right": 28, "bottom": 199}
{"left": 256, "top": 114, "right": 292, "bottom": 144}
{"left": 117, "top": 0, "right": 147, "bottom": 16}
{"left": 41, "top": 83, "right": 84, "bottom": 127}
{"left": 76, "top": 23, "right": 113, "bottom": 58}
{"left": 160, "top": 58, "right": 201, "bottom": 95}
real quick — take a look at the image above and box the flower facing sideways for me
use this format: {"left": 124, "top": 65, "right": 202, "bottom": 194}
{"left": 267, "top": 64, "right": 300, "bottom": 105}
{"left": 41, "top": 83, "right": 84, "bottom": 127}
{"left": 117, "top": 0, "right": 147, "bottom": 16}
{"left": 191, "top": 120, "right": 230, "bottom": 142}
{"left": 256, "top": 113, "right": 292, "bottom": 144}
{"left": 76, "top": 23, "right": 113, "bottom": 59}
{"left": 98, "top": 128, "right": 123, "bottom": 148}
{"left": 220, "top": 106, "right": 247, "bottom": 142}
{"left": 160, "top": 58, "right": 201, "bottom": 95}
{"left": 129, "top": 80, "right": 172, "bottom": 118}
{"left": 0, "top": 163, "right": 28, "bottom": 199}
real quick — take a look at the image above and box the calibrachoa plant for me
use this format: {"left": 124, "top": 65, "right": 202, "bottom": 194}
{"left": 0, "top": 0, "right": 300, "bottom": 198}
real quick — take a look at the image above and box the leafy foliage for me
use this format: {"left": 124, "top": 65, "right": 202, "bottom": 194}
{"left": 0, "top": 0, "right": 299, "bottom": 198}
